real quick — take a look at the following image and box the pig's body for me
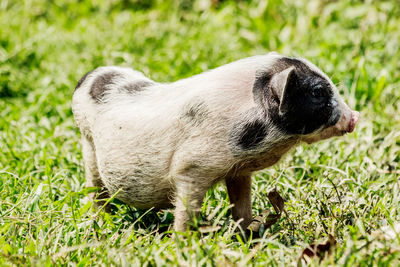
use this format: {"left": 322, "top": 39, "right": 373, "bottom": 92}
{"left": 72, "top": 53, "right": 359, "bottom": 231}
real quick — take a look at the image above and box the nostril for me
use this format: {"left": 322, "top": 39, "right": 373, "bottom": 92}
{"left": 348, "top": 121, "right": 355, "bottom": 133}
{"left": 347, "top": 111, "right": 360, "bottom": 133}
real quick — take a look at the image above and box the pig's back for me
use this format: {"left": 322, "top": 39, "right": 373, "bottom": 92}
{"left": 72, "top": 67, "right": 179, "bottom": 208}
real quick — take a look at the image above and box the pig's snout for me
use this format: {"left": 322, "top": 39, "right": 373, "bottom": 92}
{"left": 336, "top": 109, "right": 360, "bottom": 134}
{"left": 347, "top": 111, "right": 360, "bottom": 133}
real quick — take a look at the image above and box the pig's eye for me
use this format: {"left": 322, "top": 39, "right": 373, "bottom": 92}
{"left": 311, "top": 86, "right": 325, "bottom": 99}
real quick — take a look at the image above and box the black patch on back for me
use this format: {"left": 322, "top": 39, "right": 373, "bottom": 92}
{"left": 122, "top": 80, "right": 153, "bottom": 93}
{"left": 253, "top": 57, "right": 338, "bottom": 135}
{"left": 90, "top": 72, "right": 121, "bottom": 103}
{"left": 181, "top": 101, "right": 208, "bottom": 126}
{"left": 74, "top": 70, "right": 94, "bottom": 91}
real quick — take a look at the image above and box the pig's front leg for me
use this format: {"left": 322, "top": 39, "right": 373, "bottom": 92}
{"left": 226, "top": 174, "right": 253, "bottom": 229}
{"left": 173, "top": 177, "right": 208, "bottom": 232}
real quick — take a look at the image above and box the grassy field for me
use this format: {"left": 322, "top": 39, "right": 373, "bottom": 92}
{"left": 1, "top": 0, "right": 400, "bottom": 265}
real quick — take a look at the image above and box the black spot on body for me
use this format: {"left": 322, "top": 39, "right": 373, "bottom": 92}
{"left": 74, "top": 70, "right": 94, "bottom": 91}
{"left": 181, "top": 101, "right": 208, "bottom": 126}
{"left": 90, "top": 72, "right": 121, "bottom": 103}
{"left": 232, "top": 118, "right": 268, "bottom": 150}
{"left": 123, "top": 80, "right": 154, "bottom": 93}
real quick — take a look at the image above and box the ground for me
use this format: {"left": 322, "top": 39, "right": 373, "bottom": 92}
{"left": 0, "top": 0, "right": 399, "bottom": 265}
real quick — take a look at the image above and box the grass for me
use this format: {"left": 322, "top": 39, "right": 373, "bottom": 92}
{"left": 0, "top": 0, "right": 400, "bottom": 265}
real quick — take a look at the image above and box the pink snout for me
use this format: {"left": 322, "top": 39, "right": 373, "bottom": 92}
{"left": 334, "top": 108, "right": 360, "bottom": 135}
{"left": 347, "top": 111, "right": 360, "bottom": 133}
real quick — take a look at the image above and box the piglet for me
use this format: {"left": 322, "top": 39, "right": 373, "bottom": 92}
{"left": 72, "top": 53, "right": 359, "bottom": 231}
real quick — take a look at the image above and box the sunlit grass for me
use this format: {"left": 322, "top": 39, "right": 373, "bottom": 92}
{"left": 0, "top": 0, "right": 399, "bottom": 265}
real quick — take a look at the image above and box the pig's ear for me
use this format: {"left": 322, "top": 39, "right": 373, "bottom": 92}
{"left": 271, "top": 66, "right": 296, "bottom": 115}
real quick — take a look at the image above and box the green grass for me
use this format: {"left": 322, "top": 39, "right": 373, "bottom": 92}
{"left": 1, "top": 0, "right": 400, "bottom": 265}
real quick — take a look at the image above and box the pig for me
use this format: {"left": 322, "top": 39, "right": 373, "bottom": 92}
{"left": 72, "top": 53, "right": 360, "bottom": 232}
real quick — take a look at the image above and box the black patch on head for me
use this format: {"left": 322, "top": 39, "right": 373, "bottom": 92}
{"left": 253, "top": 57, "right": 339, "bottom": 135}
{"left": 181, "top": 101, "right": 208, "bottom": 126}
{"left": 276, "top": 58, "right": 325, "bottom": 79}
{"left": 74, "top": 70, "right": 94, "bottom": 91}
{"left": 122, "top": 80, "right": 154, "bottom": 93}
{"left": 231, "top": 116, "right": 268, "bottom": 151}
{"left": 252, "top": 70, "right": 273, "bottom": 107}
{"left": 90, "top": 72, "right": 121, "bottom": 103}
{"left": 327, "top": 106, "right": 341, "bottom": 126}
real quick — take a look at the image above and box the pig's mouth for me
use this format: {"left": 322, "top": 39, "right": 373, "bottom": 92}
{"left": 302, "top": 110, "right": 360, "bottom": 144}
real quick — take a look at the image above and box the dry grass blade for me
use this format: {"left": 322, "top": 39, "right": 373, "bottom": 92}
{"left": 298, "top": 234, "right": 337, "bottom": 265}
{"left": 198, "top": 225, "right": 221, "bottom": 233}
{"left": 246, "top": 189, "right": 286, "bottom": 237}
{"left": 247, "top": 210, "right": 271, "bottom": 233}
{"left": 268, "top": 188, "right": 285, "bottom": 215}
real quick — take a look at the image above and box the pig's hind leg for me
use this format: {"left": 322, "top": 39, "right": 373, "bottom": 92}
{"left": 81, "top": 135, "right": 111, "bottom": 212}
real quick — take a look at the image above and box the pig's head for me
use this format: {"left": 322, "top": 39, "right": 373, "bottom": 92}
{"left": 256, "top": 56, "right": 359, "bottom": 143}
